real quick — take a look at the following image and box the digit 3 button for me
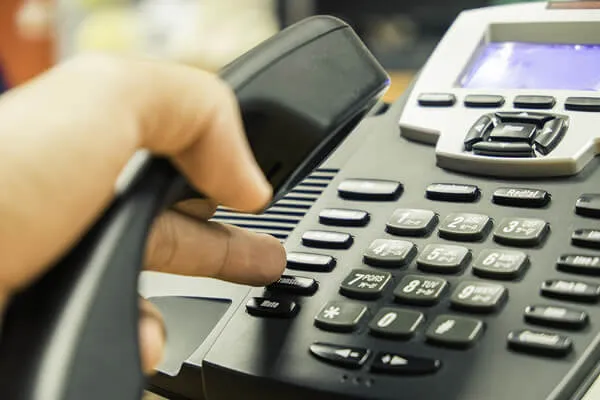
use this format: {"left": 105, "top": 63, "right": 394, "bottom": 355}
{"left": 339, "top": 269, "right": 392, "bottom": 300}
{"left": 493, "top": 217, "right": 549, "bottom": 247}
{"left": 368, "top": 307, "right": 424, "bottom": 339}
{"left": 425, "top": 314, "right": 484, "bottom": 349}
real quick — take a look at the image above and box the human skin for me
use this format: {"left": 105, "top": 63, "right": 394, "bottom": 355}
{"left": 0, "top": 54, "right": 287, "bottom": 373}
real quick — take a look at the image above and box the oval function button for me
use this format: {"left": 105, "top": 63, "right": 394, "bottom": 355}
{"left": 464, "top": 94, "right": 505, "bottom": 108}
{"left": 426, "top": 183, "right": 480, "bottom": 202}
{"left": 513, "top": 95, "right": 556, "bottom": 110}
{"left": 338, "top": 179, "right": 403, "bottom": 201}
{"left": 286, "top": 252, "right": 336, "bottom": 272}
{"left": 575, "top": 194, "right": 600, "bottom": 218}
{"left": 507, "top": 329, "right": 572, "bottom": 357}
{"left": 417, "top": 92, "right": 456, "bottom": 107}
{"left": 370, "top": 352, "right": 441, "bottom": 375}
{"left": 319, "top": 208, "right": 370, "bottom": 227}
{"left": 557, "top": 254, "right": 600, "bottom": 276}
{"left": 309, "top": 342, "right": 370, "bottom": 369}
{"left": 492, "top": 188, "right": 550, "bottom": 208}
{"left": 571, "top": 229, "right": 600, "bottom": 250}
{"left": 541, "top": 279, "right": 600, "bottom": 303}
{"left": 302, "top": 230, "right": 353, "bottom": 249}
{"left": 246, "top": 297, "right": 299, "bottom": 318}
{"left": 524, "top": 305, "right": 588, "bottom": 330}
{"left": 267, "top": 275, "right": 318, "bottom": 295}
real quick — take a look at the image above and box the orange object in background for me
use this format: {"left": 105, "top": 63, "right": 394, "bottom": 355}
{"left": 0, "top": 0, "right": 53, "bottom": 88}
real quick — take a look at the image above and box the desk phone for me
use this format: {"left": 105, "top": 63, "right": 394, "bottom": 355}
{"left": 142, "top": 2, "right": 600, "bottom": 400}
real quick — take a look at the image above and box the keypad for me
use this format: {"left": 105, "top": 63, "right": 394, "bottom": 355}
{"left": 472, "top": 249, "right": 528, "bottom": 280}
{"left": 368, "top": 307, "right": 424, "bottom": 339}
{"left": 340, "top": 269, "right": 392, "bottom": 300}
{"left": 386, "top": 208, "right": 438, "bottom": 237}
{"left": 575, "top": 194, "right": 600, "bottom": 218}
{"left": 286, "top": 252, "right": 336, "bottom": 272}
{"left": 438, "top": 213, "right": 491, "bottom": 242}
{"left": 417, "top": 244, "right": 471, "bottom": 274}
{"left": 319, "top": 208, "right": 370, "bottom": 227}
{"left": 363, "top": 239, "right": 416, "bottom": 268}
{"left": 394, "top": 275, "right": 448, "bottom": 306}
{"left": 493, "top": 217, "right": 548, "bottom": 247}
{"left": 314, "top": 301, "right": 368, "bottom": 332}
{"left": 450, "top": 281, "right": 507, "bottom": 313}
{"left": 337, "top": 179, "right": 402, "bottom": 201}
{"left": 425, "top": 315, "right": 484, "bottom": 348}
{"left": 302, "top": 230, "right": 353, "bottom": 249}
{"left": 571, "top": 229, "right": 600, "bottom": 249}
{"left": 507, "top": 329, "right": 572, "bottom": 357}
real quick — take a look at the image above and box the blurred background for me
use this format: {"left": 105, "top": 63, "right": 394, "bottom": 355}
{"left": 0, "top": 0, "right": 542, "bottom": 101}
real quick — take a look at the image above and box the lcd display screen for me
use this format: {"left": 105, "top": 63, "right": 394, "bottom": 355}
{"left": 459, "top": 42, "right": 600, "bottom": 90}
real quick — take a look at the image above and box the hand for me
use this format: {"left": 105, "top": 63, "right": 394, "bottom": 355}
{"left": 0, "top": 54, "right": 287, "bottom": 373}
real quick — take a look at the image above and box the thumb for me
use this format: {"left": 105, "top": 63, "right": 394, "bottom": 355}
{"left": 138, "top": 298, "right": 166, "bottom": 375}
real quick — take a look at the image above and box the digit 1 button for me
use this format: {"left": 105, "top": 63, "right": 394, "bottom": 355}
{"left": 319, "top": 208, "right": 370, "bottom": 227}
{"left": 425, "top": 315, "right": 484, "bottom": 348}
{"left": 438, "top": 213, "right": 491, "bottom": 242}
{"left": 472, "top": 249, "right": 529, "bottom": 280}
{"left": 524, "top": 305, "right": 588, "bottom": 330}
{"left": 302, "top": 230, "right": 353, "bottom": 249}
{"left": 507, "top": 329, "right": 572, "bottom": 357}
{"left": 450, "top": 281, "right": 507, "bottom": 313}
{"left": 571, "top": 229, "right": 600, "bottom": 250}
{"left": 575, "top": 194, "right": 600, "bottom": 218}
{"left": 368, "top": 307, "right": 424, "bottom": 339}
{"left": 493, "top": 217, "right": 549, "bottom": 247}
{"left": 417, "top": 244, "right": 471, "bottom": 274}
{"left": 393, "top": 275, "right": 448, "bottom": 306}
{"left": 339, "top": 269, "right": 392, "bottom": 300}
{"left": 314, "top": 301, "right": 368, "bottom": 332}
{"left": 309, "top": 343, "right": 371, "bottom": 369}
{"left": 385, "top": 208, "right": 438, "bottom": 237}
{"left": 363, "top": 239, "right": 416, "bottom": 268}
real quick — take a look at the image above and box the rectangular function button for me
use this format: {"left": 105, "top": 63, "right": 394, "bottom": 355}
{"left": 541, "top": 279, "right": 600, "bottom": 303}
{"left": 472, "top": 249, "right": 528, "bottom": 280}
{"left": 565, "top": 96, "right": 600, "bottom": 112}
{"left": 309, "top": 343, "right": 370, "bottom": 369}
{"left": 319, "top": 208, "right": 370, "bottom": 227}
{"left": 507, "top": 329, "right": 572, "bottom": 357}
{"left": 370, "top": 352, "right": 441, "bottom": 375}
{"left": 338, "top": 179, "right": 403, "bottom": 201}
{"left": 246, "top": 297, "right": 298, "bottom": 318}
{"left": 493, "top": 217, "right": 549, "bottom": 247}
{"left": 464, "top": 94, "right": 504, "bottom": 108}
{"left": 418, "top": 92, "right": 456, "bottom": 106}
{"left": 267, "top": 275, "right": 318, "bottom": 295}
{"left": 514, "top": 95, "right": 556, "bottom": 109}
{"left": 426, "top": 183, "right": 480, "bottom": 202}
{"left": 314, "top": 301, "right": 367, "bottom": 332}
{"left": 302, "top": 230, "right": 353, "bottom": 249}
{"left": 386, "top": 208, "right": 438, "bottom": 237}
{"left": 524, "top": 305, "right": 588, "bottom": 330}
{"left": 286, "top": 252, "right": 335, "bottom": 272}
{"left": 576, "top": 194, "right": 600, "bottom": 218}
{"left": 340, "top": 269, "right": 391, "bottom": 300}
{"left": 557, "top": 254, "right": 600, "bottom": 276}
{"left": 492, "top": 188, "right": 550, "bottom": 208}
{"left": 571, "top": 229, "right": 600, "bottom": 249}
{"left": 425, "top": 315, "right": 484, "bottom": 348}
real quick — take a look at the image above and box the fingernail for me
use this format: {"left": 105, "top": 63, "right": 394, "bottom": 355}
{"left": 139, "top": 314, "right": 166, "bottom": 375}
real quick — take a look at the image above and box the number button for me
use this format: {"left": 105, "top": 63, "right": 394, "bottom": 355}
{"left": 439, "top": 213, "right": 491, "bottom": 242}
{"left": 450, "top": 281, "right": 507, "bottom": 313}
{"left": 472, "top": 249, "right": 529, "bottom": 280}
{"left": 425, "top": 315, "right": 484, "bottom": 348}
{"left": 417, "top": 244, "right": 471, "bottom": 274}
{"left": 493, "top": 218, "right": 549, "bottom": 247}
{"left": 368, "top": 307, "right": 424, "bottom": 339}
{"left": 385, "top": 208, "right": 438, "bottom": 237}
{"left": 363, "top": 239, "right": 417, "bottom": 268}
{"left": 394, "top": 275, "right": 448, "bottom": 306}
{"left": 340, "top": 269, "right": 392, "bottom": 300}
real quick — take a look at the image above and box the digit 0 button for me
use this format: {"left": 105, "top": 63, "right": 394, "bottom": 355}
{"left": 368, "top": 307, "right": 424, "bottom": 339}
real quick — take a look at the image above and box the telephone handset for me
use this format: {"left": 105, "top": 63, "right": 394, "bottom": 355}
{"left": 0, "top": 16, "right": 389, "bottom": 400}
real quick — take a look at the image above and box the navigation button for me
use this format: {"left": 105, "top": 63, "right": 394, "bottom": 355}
{"left": 267, "top": 275, "right": 318, "bottom": 295}
{"left": 338, "top": 179, "right": 403, "bottom": 201}
{"left": 565, "top": 96, "right": 600, "bottom": 112}
{"left": 464, "top": 94, "right": 505, "bottom": 108}
{"left": 514, "top": 95, "right": 556, "bottom": 109}
{"left": 426, "top": 183, "right": 480, "bottom": 202}
{"left": 472, "top": 141, "right": 534, "bottom": 157}
{"left": 524, "top": 305, "right": 588, "bottom": 330}
{"left": 507, "top": 329, "right": 572, "bottom": 357}
{"left": 315, "top": 301, "right": 368, "bottom": 332}
{"left": 534, "top": 118, "right": 566, "bottom": 155}
{"left": 302, "top": 230, "right": 353, "bottom": 249}
{"left": 340, "top": 269, "right": 392, "bottom": 300}
{"left": 557, "top": 254, "right": 600, "bottom": 276}
{"left": 575, "top": 194, "right": 600, "bottom": 218}
{"left": 368, "top": 307, "right": 424, "bottom": 339}
{"left": 464, "top": 115, "right": 494, "bottom": 150}
{"left": 386, "top": 208, "right": 438, "bottom": 236}
{"left": 571, "top": 229, "right": 600, "bottom": 249}
{"left": 418, "top": 92, "right": 456, "bottom": 107}
{"left": 495, "top": 111, "right": 554, "bottom": 126}
{"left": 425, "top": 315, "right": 484, "bottom": 348}
{"left": 492, "top": 188, "right": 550, "bottom": 208}
{"left": 309, "top": 343, "right": 370, "bottom": 369}
{"left": 319, "top": 208, "right": 370, "bottom": 227}
{"left": 286, "top": 252, "right": 336, "bottom": 272}
{"left": 246, "top": 297, "right": 299, "bottom": 318}
{"left": 489, "top": 123, "right": 537, "bottom": 142}
{"left": 541, "top": 279, "right": 600, "bottom": 303}
{"left": 371, "top": 352, "right": 441, "bottom": 375}
{"left": 363, "top": 239, "right": 416, "bottom": 268}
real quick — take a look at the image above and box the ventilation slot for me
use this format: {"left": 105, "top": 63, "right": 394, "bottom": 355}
{"left": 210, "top": 168, "right": 338, "bottom": 241}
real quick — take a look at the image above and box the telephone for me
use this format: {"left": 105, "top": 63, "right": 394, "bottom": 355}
{"left": 1, "top": 2, "right": 600, "bottom": 400}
